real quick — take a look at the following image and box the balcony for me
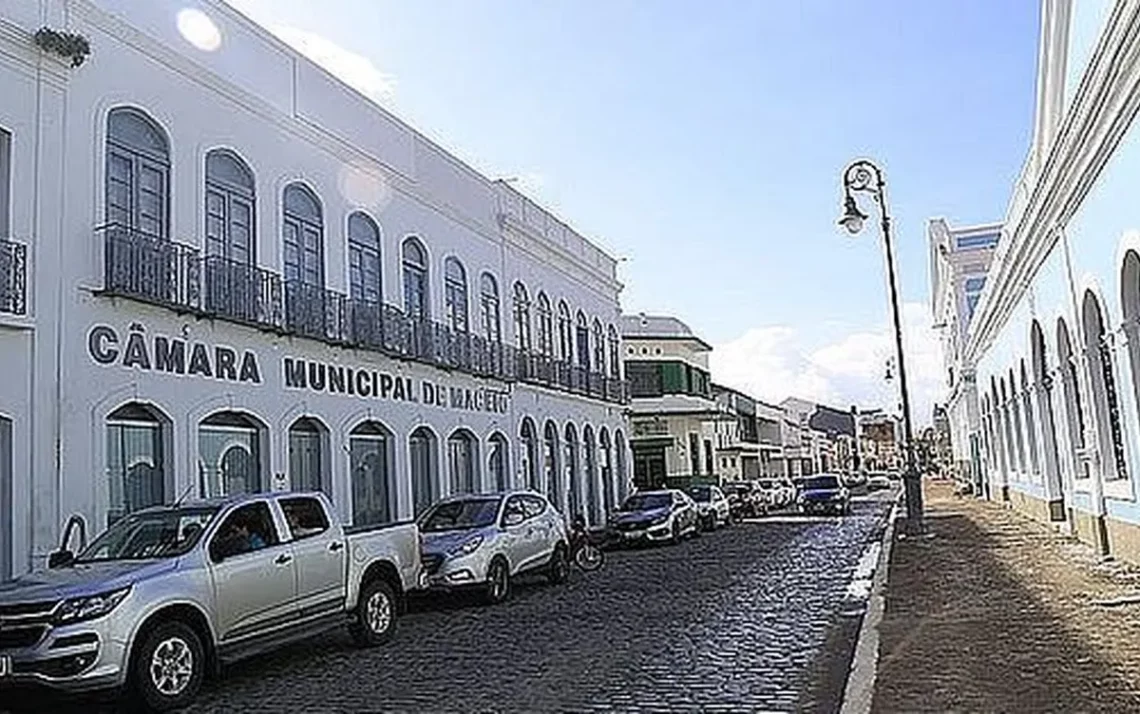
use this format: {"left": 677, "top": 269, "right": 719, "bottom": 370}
{"left": 99, "top": 226, "right": 628, "bottom": 404}
{"left": 0, "top": 238, "right": 27, "bottom": 316}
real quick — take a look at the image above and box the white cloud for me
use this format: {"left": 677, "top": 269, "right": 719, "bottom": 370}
{"left": 710, "top": 302, "right": 945, "bottom": 426}
{"left": 269, "top": 25, "right": 396, "bottom": 103}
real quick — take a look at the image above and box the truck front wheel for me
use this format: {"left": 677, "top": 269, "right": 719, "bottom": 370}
{"left": 350, "top": 578, "right": 397, "bottom": 647}
{"left": 130, "top": 620, "right": 205, "bottom": 712}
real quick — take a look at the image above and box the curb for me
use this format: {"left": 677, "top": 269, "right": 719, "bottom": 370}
{"left": 840, "top": 495, "right": 902, "bottom": 714}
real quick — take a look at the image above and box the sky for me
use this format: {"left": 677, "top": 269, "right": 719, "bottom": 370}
{"left": 221, "top": 0, "right": 1041, "bottom": 425}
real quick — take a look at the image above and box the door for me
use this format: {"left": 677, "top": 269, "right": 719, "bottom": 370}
{"left": 499, "top": 496, "right": 534, "bottom": 572}
{"left": 279, "top": 497, "right": 344, "bottom": 617}
{"left": 207, "top": 502, "right": 296, "bottom": 643}
{"left": 522, "top": 495, "right": 555, "bottom": 566}
{"left": 1, "top": 416, "right": 11, "bottom": 582}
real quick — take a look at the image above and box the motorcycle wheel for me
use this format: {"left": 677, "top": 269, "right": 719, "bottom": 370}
{"left": 575, "top": 543, "right": 604, "bottom": 571}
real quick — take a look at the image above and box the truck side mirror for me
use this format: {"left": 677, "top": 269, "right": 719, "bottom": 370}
{"left": 48, "top": 549, "right": 74, "bottom": 569}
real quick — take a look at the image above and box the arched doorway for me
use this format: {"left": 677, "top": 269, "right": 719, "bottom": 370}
{"left": 105, "top": 402, "right": 169, "bottom": 525}
{"left": 583, "top": 426, "right": 600, "bottom": 526}
{"left": 350, "top": 421, "right": 395, "bottom": 526}
{"left": 288, "top": 416, "right": 328, "bottom": 493}
{"left": 198, "top": 411, "right": 263, "bottom": 497}
{"left": 488, "top": 432, "right": 510, "bottom": 492}
{"left": 615, "top": 430, "right": 629, "bottom": 504}
{"left": 448, "top": 429, "right": 480, "bottom": 494}
{"left": 520, "top": 418, "right": 539, "bottom": 491}
{"left": 599, "top": 428, "right": 615, "bottom": 519}
{"left": 564, "top": 423, "right": 581, "bottom": 518}
{"left": 543, "top": 420, "right": 561, "bottom": 511}
{"left": 409, "top": 426, "right": 439, "bottom": 516}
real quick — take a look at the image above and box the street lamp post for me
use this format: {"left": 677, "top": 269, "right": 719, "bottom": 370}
{"left": 838, "top": 159, "right": 924, "bottom": 531}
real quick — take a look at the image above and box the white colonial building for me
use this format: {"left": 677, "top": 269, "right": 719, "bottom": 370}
{"left": 0, "top": 0, "right": 631, "bottom": 579}
{"left": 929, "top": 219, "right": 1000, "bottom": 495}
{"left": 950, "top": 0, "right": 1140, "bottom": 563}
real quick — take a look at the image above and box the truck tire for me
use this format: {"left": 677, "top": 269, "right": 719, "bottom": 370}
{"left": 129, "top": 620, "right": 205, "bottom": 712}
{"left": 350, "top": 578, "right": 398, "bottom": 647}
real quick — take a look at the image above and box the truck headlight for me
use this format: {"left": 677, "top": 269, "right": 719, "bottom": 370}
{"left": 449, "top": 535, "right": 483, "bottom": 557}
{"left": 54, "top": 586, "right": 131, "bottom": 625}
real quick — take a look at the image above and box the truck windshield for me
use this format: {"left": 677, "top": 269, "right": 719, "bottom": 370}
{"left": 76, "top": 507, "right": 219, "bottom": 562}
{"left": 420, "top": 498, "right": 502, "bottom": 533}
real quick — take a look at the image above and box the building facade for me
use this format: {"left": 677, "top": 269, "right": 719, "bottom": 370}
{"left": 929, "top": 218, "right": 1000, "bottom": 493}
{"left": 952, "top": 0, "right": 1140, "bottom": 561}
{"left": 622, "top": 314, "right": 723, "bottom": 489}
{"left": 0, "top": 0, "right": 631, "bottom": 579}
{"left": 712, "top": 384, "right": 761, "bottom": 482}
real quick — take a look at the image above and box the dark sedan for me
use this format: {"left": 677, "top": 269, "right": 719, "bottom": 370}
{"left": 796, "top": 474, "right": 850, "bottom": 516}
{"left": 608, "top": 490, "right": 700, "bottom": 545}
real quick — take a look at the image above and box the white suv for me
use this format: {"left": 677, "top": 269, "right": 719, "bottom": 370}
{"left": 418, "top": 491, "right": 569, "bottom": 605}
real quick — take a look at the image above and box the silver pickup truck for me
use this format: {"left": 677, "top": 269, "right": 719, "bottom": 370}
{"left": 0, "top": 491, "right": 423, "bottom": 711}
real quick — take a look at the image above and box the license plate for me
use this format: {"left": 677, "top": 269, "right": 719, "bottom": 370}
{"left": 0, "top": 655, "right": 11, "bottom": 678}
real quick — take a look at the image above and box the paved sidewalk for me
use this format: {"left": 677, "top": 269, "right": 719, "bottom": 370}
{"left": 871, "top": 480, "right": 1140, "bottom": 713}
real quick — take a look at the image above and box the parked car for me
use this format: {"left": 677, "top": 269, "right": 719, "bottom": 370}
{"left": 687, "top": 484, "right": 732, "bottom": 530}
{"left": 723, "top": 481, "right": 763, "bottom": 518}
{"left": 867, "top": 472, "right": 893, "bottom": 491}
{"left": 776, "top": 478, "right": 797, "bottom": 508}
{"left": 418, "top": 491, "right": 569, "bottom": 605}
{"left": 609, "top": 490, "right": 700, "bottom": 545}
{"left": 796, "top": 474, "right": 851, "bottom": 516}
{"left": 757, "top": 478, "right": 794, "bottom": 510}
{"left": 0, "top": 492, "right": 422, "bottom": 712}
{"left": 844, "top": 472, "right": 868, "bottom": 490}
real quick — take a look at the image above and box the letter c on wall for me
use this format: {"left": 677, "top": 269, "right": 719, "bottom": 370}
{"left": 88, "top": 325, "right": 119, "bottom": 364}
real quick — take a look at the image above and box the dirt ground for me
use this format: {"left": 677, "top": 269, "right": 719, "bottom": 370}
{"left": 871, "top": 480, "right": 1140, "bottom": 713}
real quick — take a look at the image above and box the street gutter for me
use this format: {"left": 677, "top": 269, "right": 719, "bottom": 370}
{"left": 840, "top": 494, "right": 902, "bottom": 714}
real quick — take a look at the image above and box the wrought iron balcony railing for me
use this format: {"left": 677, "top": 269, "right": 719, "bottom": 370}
{"left": 0, "top": 238, "right": 27, "bottom": 316}
{"left": 99, "top": 226, "right": 629, "bottom": 404}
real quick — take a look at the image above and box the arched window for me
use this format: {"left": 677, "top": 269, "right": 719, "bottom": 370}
{"left": 608, "top": 325, "right": 620, "bottom": 378}
{"left": 205, "top": 149, "right": 254, "bottom": 264}
{"left": 520, "top": 418, "right": 539, "bottom": 492}
{"left": 1031, "top": 320, "right": 1063, "bottom": 502}
{"left": 349, "top": 421, "right": 395, "bottom": 526}
{"left": 592, "top": 319, "right": 605, "bottom": 374}
{"left": 990, "top": 377, "right": 1008, "bottom": 482}
{"left": 288, "top": 417, "right": 327, "bottom": 493}
{"left": 106, "top": 107, "right": 170, "bottom": 236}
{"left": 1058, "top": 319, "right": 1087, "bottom": 479}
{"left": 1083, "top": 290, "right": 1129, "bottom": 480}
{"left": 537, "top": 293, "right": 554, "bottom": 356}
{"left": 564, "top": 424, "right": 581, "bottom": 518}
{"left": 1121, "top": 250, "right": 1140, "bottom": 432}
{"left": 448, "top": 429, "right": 479, "bottom": 494}
{"left": 575, "top": 311, "right": 590, "bottom": 368}
{"left": 583, "top": 425, "right": 599, "bottom": 526}
{"left": 513, "top": 282, "right": 532, "bottom": 351}
{"left": 558, "top": 301, "right": 573, "bottom": 362}
{"left": 481, "top": 273, "right": 501, "bottom": 343}
{"left": 615, "top": 429, "right": 629, "bottom": 503}
{"left": 409, "top": 426, "right": 439, "bottom": 515}
{"left": 543, "top": 421, "right": 561, "bottom": 511}
{"left": 347, "top": 212, "right": 382, "bottom": 304}
{"left": 282, "top": 183, "right": 324, "bottom": 287}
{"left": 1021, "top": 361, "right": 1040, "bottom": 477}
{"left": 198, "top": 411, "right": 264, "bottom": 497}
{"left": 1010, "top": 369, "right": 1026, "bottom": 474}
{"left": 106, "top": 403, "right": 168, "bottom": 525}
{"left": 1000, "top": 378, "right": 1017, "bottom": 475}
{"left": 402, "top": 238, "right": 429, "bottom": 320}
{"left": 488, "top": 432, "right": 510, "bottom": 492}
{"left": 444, "top": 257, "right": 469, "bottom": 333}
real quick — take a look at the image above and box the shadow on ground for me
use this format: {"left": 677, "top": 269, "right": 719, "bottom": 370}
{"left": 872, "top": 509, "right": 1140, "bottom": 713}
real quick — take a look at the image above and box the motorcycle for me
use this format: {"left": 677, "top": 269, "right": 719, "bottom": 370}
{"left": 569, "top": 515, "right": 604, "bottom": 572}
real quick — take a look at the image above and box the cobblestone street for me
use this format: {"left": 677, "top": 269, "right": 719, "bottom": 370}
{"left": 4, "top": 495, "right": 893, "bottom": 714}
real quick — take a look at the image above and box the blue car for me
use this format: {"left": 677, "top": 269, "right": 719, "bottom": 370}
{"left": 796, "top": 474, "right": 851, "bottom": 516}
